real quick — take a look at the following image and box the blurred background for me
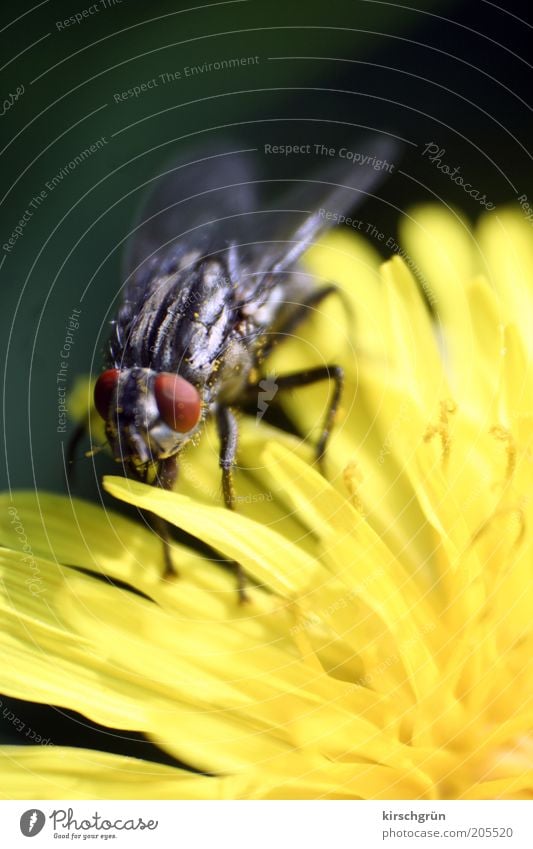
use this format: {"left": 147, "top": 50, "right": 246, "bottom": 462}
{"left": 0, "top": 0, "right": 531, "bottom": 752}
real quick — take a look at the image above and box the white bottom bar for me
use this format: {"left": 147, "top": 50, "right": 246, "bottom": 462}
{"left": 4, "top": 800, "right": 533, "bottom": 848}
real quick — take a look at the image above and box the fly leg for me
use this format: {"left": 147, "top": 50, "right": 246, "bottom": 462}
{"left": 260, "top": 283, "right": 352, "bottom": 359}
{"left": 250, "top": 365, "right": 344, "bottom": 473}
{"left": 151, "top": 456, "right": 178, "bottom": 579}
{"left": 254, "top": 284, "right": 347, "bottom": 472}
{"left": 215, "top": 405, "right": 249, "bottom": 603}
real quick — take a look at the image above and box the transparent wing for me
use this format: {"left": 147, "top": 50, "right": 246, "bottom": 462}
{"left": 122, "top": 144, "right": 260, "bottom": 302}
{"left": 252, "top": 134, "right": 400, "bottom": 280}
{"left": 122, "top": 135, "right": 400, "bottom": 308}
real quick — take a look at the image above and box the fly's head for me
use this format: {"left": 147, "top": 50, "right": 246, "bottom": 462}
{"left": 94, "top": 366, "right": 203, "bottom": 470}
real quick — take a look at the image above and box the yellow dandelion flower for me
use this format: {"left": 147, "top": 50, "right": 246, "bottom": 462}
{"left": 1, "top": 205, "right": 532, "bottom": 800}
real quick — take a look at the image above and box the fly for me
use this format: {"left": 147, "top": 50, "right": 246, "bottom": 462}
{"left": 73, "top": 139, "right": 397, "bottom": 600}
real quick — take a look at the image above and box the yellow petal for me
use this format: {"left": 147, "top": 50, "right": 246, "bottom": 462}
{"left": 0, "top": 747, "right": 215, "bottom": 800}
{"left": 103, "top": 476, "right": 319, "bottom": 598}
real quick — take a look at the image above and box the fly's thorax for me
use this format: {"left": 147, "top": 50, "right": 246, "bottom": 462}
{"left": 122, "top": 257, "right": 236, "bottom": 381}
{"left": 94, "top": 366, "right": 204, "bottom": 466}
{"left": 239, "top": 270, "right": 315, "bottom": 333}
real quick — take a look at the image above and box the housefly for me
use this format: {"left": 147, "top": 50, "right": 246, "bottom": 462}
{"left": 81, "top": 138, "right": 396, "bottom": 598}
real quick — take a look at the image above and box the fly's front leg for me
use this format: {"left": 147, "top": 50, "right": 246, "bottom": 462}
{"left": 152, "top": 455, "right": 178, "bottom": 579}
{"left": 252, "top": 365, "right": 344, "bottom": 473}
{"left": 215, "top": 405, "right": 249, "bottom": 603}
{"left": 215, "top": 405, "right": 238, "bottom": 509}
{"left": 154, "top": 455, "right": 178, "bottom": 491}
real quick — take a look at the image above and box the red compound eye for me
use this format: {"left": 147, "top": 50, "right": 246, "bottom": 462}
{"left": 154, "top": 373, "right": 201, "bottom": 433}
{"left": 94, "top": 369, "right": 120, "bottom": 420}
